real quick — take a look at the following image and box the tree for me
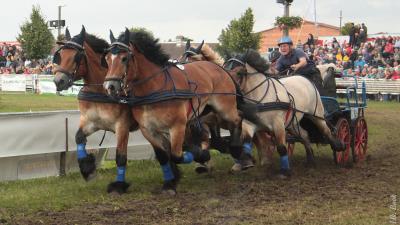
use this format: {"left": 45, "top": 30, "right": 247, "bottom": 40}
{"left": 17, "top": 5, "right": 54, "bottom": 60}
{"left": 340, "top": 22, "right": 353, "bottom": 35}
{"left": 129, "top": 27, "right": 154, "bottom": 38}
{"left": 217, "top": 8, "right": 261, "bottom": 58}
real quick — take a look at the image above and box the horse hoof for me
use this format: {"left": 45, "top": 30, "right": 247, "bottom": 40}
{"left": 162, "top": 180, "right": 177, "bottom": 195}
{"left": 85, "top": 171, "right": 97, "bottom": 181}
{"left": 230, "top": 163, "right": 243, "bottom": 172}
{"left": 278, "top": 169, "right": 291, "bottom": 179}
{"left": 195, "top": 163, "right": 209, "bottom": 174}
{"left": 304, "top": 161, "right": 316, "bottom": 168}
{"left": 78, "top": 154, "right": 97, "bottom": 181}
{"left": 107, "top": 181, "right": 130, "bottom": 194}
{"left": 162, "top": 189, "right": 177, "bottom": 196}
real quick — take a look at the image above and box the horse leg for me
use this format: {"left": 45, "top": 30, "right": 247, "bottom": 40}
{"left": 288, "top": 122, "right": 316, "bottom": 168}
{"left": 107, "top": 124, "right": 130, "bottom": 194}
{"left": 140, "top": 127, "right": 181, "bottom": 195}
{"left": 75, "top": 126, "right": 97, "bottom": 181}
{"left": 310, "top": 117, "right": 346, "bottom": 152}
{"left": 272, "top": 120, "right": 291, "bottom": 178}
{"left": 231, "top": 120, "right": 256, "bottom": 172}
{"left": 254, "top": 131, "right": 274, "bottom": 167}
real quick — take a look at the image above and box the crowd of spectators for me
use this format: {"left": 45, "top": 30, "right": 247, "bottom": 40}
{"left": 0, "top": 43, "right": 54, "bottom": 75}
{"left": 298, "top": 23, "right": 400, "bottom": 81}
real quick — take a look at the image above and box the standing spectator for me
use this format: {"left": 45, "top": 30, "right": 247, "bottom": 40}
{"left": 332, "top": 37, "right": 340, "bottom": 49}
{"left": 359, "top": 29, "right": 367, "bottom": 43}
{"left": 349, "top": 23, "right": 356, "bottom": 47}
{"left": 306, "top": 33, "right": 315, "bottom": 46}
{"left": 361, "top": 23, "right": 368, "bottom": 35}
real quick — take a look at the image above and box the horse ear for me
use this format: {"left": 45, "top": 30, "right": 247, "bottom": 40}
{"left": 110, "top": 30, "right": 116, "bottom": 43}
{"left": 195, "top": 40, "right": 204, "bottom": 53}
{"left": 185, "top": 40, "right": 190, "bottom": 51}
{"left": 80, "top": 25, "right": 86, "bottom": 39}
{"left": 65, "top": 27, "right": 71, "bottom": 41}
{"left": 123, "top": 28, "right": 130, "bottom": 45}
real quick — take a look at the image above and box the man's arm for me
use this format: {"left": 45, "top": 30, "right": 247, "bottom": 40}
{"left": 291, "top": 57, "right": 307, "bottom": 71}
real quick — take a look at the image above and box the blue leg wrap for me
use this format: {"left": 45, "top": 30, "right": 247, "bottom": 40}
{"left": 161, "top": 163, "right": 175, "bottom": 181}
{"left": 280, "top": 155, "right": 290, "bottom": 170}
{"left": 182, "top": 151, "right": 194, "bottom": 164}
{"left": 243, "top": 142, "right": 253, "bottom": 155}
{"left": 77, "top": 143, "right": 87, "bottom": 159}
{"left": 116, "top": 166, "right": 126, "bottom": 182}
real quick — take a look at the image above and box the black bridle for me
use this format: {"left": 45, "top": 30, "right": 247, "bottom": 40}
{"left": 53, "top": 41, "right": 88, "bottom": 87}
{"left": 103, "top": 41, "right": 133, "bottom": 90}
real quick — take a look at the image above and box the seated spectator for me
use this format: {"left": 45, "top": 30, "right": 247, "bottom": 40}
{"left": 361, "top": 68, "right": 368, "bottom": 77}
{"left": 367, "top": 68, "right": 378, "bottom": 79}
{"left": 354, "top": 56, "right": 366, "bottom": 70}
{"left": 395, "top": 37, "right": 400, "bottom": 49}
{"left": 383, "top": 39, "right": 394, "bottom": 59}
{"left": 384, "top": 68, "right": 393, "bottom": 79}
{"left": 391, "top": 67, "right": 400, "bottom": 80}
{"left": 354, "top": 68, "right": 361, "bottom": 77}
{"left": 343, "top": 68, "right": 354, "bottom": 77}
{"left": 394, "top": 48, "right": 400, "bottom": 61}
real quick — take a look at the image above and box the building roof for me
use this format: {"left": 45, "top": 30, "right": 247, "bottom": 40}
{"left": 257, "top": 20, "right": 340, "bottom": 33}
{"left": 160, "top": 42, "right": 218, "bottom": 59}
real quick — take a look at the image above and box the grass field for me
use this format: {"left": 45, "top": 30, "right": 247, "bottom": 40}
{"left": 0, "top": 99, "right": 399, "bottom": 224}
{"left": 0, "top": 92, "right": 77, "bottom": 113}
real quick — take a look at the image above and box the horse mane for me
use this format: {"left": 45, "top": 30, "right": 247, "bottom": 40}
{"left": 120, "top": 30, "right": 170, "bottom": 66}
{"left": 239, "top": 49, "right": 269, "bottom": 73}
{"left": 200, "top": 44, "right": 224, "bottom": 66}
{"left": 84, "top": 34, "right": 109, "bottom": 54}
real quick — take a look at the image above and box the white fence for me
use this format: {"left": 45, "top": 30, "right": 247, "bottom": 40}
{"left": 0, "top": 110, "right": 154, "bottom": 181}
{"left": 335, "top": 78, "right": 400, "bottom": 96}
{"left": 1, "top": 74, "right": 400, "bottom": 96}
{"left": 0, "top": 74, "right": 82, "bottom": 95}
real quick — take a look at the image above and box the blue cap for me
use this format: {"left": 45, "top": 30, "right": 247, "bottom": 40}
{"left": 278, "top": 36, "right": 293, "bottom": 46}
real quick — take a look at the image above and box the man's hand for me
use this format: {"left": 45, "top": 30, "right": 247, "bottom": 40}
{"left": 290, "top": 64, "right": 300, "bottom": 71}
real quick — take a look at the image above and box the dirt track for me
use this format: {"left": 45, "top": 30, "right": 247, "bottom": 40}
{"left": 8, "top": 104, "right": 400, "bottom": 225}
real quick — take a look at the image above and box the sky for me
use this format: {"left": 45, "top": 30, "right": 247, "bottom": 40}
{"left": 2, "top": 0, "right": 399, "bottom": 43}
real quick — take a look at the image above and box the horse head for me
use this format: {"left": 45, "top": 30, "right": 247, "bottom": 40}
{"left": 53, "top": 26, "right": 88, "bottom": 91}
{"left": 103, "top": 28, "right": 133, "bottom": 96}
{"left": 179, "top": 40, "right": 204, "bottom": 62}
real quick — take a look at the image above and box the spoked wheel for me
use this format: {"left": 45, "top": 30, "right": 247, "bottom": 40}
{"left": 333, "top": 118, "right": 352, "bottom": 166}
{"left": 351, "top": 117, "right": 368, "bottom": 163}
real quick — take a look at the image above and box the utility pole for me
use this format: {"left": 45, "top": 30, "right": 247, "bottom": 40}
{"left": 339, "top": 10, "right": 343, "bottom": 34}
{"left": 314, "top": 0, "right": 318, "bottom": 38}
{"left": 277, "top": 0, "right": 293, "bottom": 36}
{"left": 283, "top": 1, "right": 290, "bottom": 36}
{"left": 58, "top": 6, "right": 62, "bottom": 39}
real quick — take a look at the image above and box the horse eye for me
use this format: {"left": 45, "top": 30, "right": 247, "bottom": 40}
{"left": 122, "top": 56, "right": 128, "bottom": 63}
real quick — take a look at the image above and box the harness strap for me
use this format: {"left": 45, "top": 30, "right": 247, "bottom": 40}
{"left": 77, "top": 91, "right": 120, "bottom": 104}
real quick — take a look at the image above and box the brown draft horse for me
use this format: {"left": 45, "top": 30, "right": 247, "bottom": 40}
{"left": 102, "top": 29, "right": 257, "bottom": 194}
{"left": 181, "top": 41, "right": 274, "bottom": 169}
{"left": 53, "top": 26, "right": 137, "bottom": 194}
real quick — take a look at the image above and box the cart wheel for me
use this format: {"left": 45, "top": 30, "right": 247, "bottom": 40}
{"left": 351, "top": 117, "right": 368, "bottom": 163}
{"left": 333, "top": 118, "right": 352, "bottom": 166}
{"left": 287, "top": 142, "right": 295, "bottom": 157}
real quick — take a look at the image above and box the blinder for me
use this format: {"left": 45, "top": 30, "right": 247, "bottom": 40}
{"left": 53, "top": 41, "right": 85, "bottom": 66}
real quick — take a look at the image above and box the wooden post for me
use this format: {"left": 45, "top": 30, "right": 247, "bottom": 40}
{"left": 60, "top": 117, "right": 68, "bottom": 176}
